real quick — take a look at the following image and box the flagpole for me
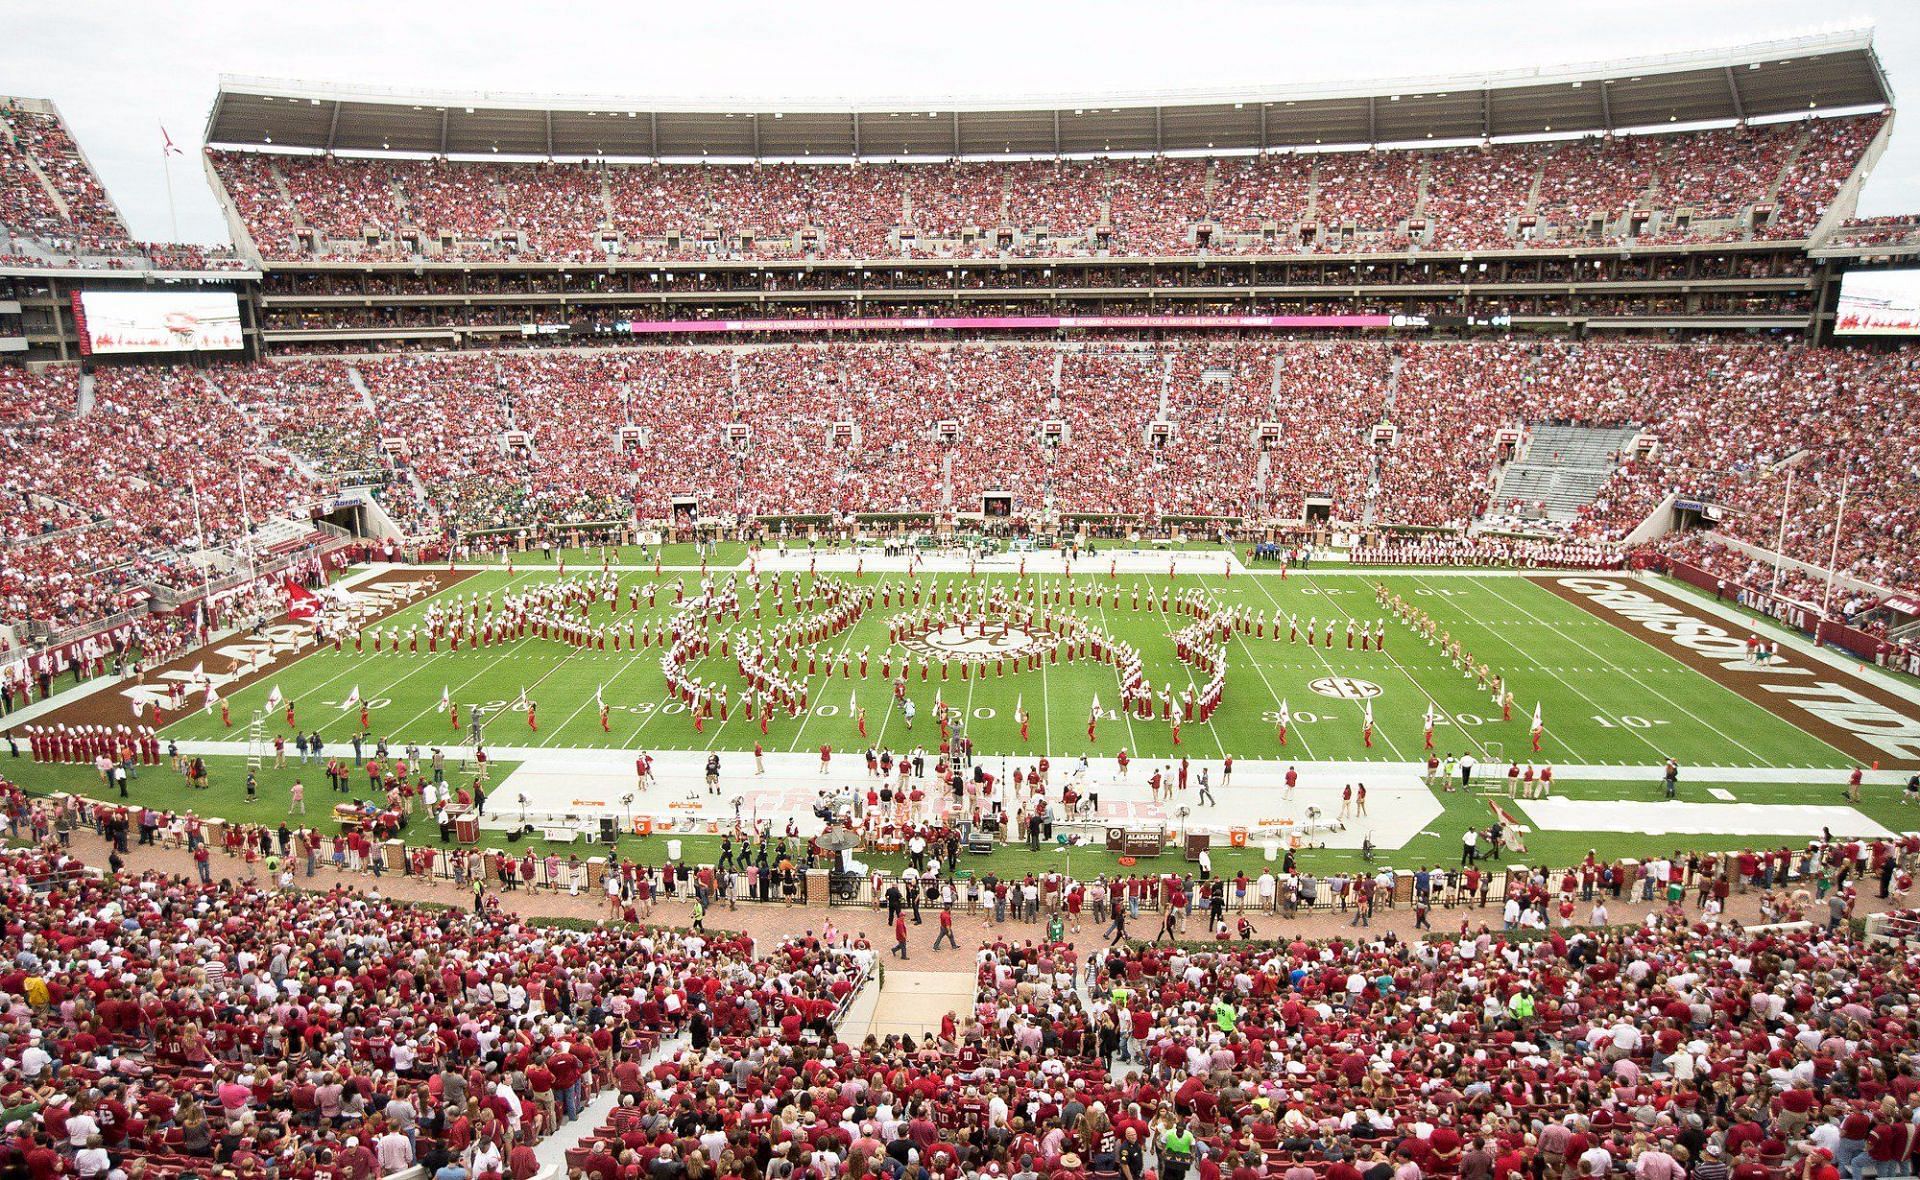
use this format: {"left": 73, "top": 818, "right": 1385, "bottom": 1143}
{"left": 1770, "top": 466, "right": 1794, "bottom": 598}
{"left": 1823, "top": 476, "right": 1850, "bottom": 618}
{"left": 190, "top": 475, "right": 213, "bottom": 611}
{"left": 161, "top": 139, "right": 178, "bottom": 243}
{"left": 235, "top": 457, "right": 257, "bottom": 585}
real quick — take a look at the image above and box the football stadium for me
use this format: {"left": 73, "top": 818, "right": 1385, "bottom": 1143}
{"left": 8, "top": 8, "right": 1920, "bottom": 1180}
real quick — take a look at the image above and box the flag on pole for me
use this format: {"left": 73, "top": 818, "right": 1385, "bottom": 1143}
{"left": 285, "top": 579, "right": 320, "bottom": 621}
{"left": 344, "top": 685, "right": 361, "bottom": 709}
{"left": 1276, "top": 698, "right": 1290, "bottom": 746}
{"left": 1087, "top": 694, "right": 1100, "bottom": 741}
{"left": 161, "top": 125, "right": 182, "bottom": 156}
{"left": 1530, "top": 701, "right": 1544, "bottom": 753}
{"left": 438, "top": 685, "right": 451, "bottom": 713}
{"left": 1362, "top": 700, "right": 1375, "bottom": 749}
{"left": 265, "top": 685, "right": 283, "bottom": 712}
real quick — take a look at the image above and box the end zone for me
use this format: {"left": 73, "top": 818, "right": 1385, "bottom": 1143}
{"left": 1535, "top": 575, "right": 1920, "bottom": 770}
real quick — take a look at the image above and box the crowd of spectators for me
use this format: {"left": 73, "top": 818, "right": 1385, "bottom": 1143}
{"left": 1827, "top": 216, "right": 1920, "bottom": 251}
{"left": 0, "top": 105, "right": 131, "bottom": 255}
{"left": 0, "top": 801, "right": 873, "bottom": 1180}
{"left": 9, "top": 330, "right": 1920, "bottom": 632}
{"left": 0, "top": 366, "right": 325, "bottom": 629}
{"left": 413, "top": 840, "right": 1920, "bottom": 1180}
{"left": 204, "top": 113, "right": 1883, "bottom": 263}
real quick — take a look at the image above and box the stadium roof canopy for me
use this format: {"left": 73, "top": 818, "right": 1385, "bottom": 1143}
{"left": 206, "top": 30, "right": 1892, "bottom": 161}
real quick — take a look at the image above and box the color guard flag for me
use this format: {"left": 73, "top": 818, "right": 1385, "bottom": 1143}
{"left": 1276, "top": 698, "right": 1290, "bottom": 746}
{"left": 343, "top": 685, "right": 361, "bottom": 709}
{"left": 1087, "top": 694, "right": 1100, "bottom": 741}
{"left": 1531, "top": 702, "right": 1544, "bottom": 753}
{"left": 438, "top": 685, "right": 451, "bottom": 713}
{"left": 285, "top": 579, "right": 320, "bottom": 621}
{"left": 1423, "top": 706, "right": 1436, "bottom": 751}
{"left": 265, "top": 685, "right": 283, "bottom": 712}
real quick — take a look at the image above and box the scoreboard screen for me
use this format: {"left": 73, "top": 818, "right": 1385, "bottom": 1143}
{"left": 76, "top": 291, "right": 243, "bottom": 354}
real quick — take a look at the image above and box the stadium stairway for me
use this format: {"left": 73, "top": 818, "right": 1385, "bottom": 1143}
{"left": 531, "top": 1033, "right": 685, "bottom": 1173}
{"left": 75, "top": 370, "right": 94, "bottom": 416}
{"left": 1492, "top": 423, "right": 1641, "bottom": 522}
{"left": 345, "top": 363, "right": 377, "bottom": 413}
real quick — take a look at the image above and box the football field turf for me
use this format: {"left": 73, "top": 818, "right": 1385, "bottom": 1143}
{"left": 152, "top": 567, "right": 1859, "bottom": 773}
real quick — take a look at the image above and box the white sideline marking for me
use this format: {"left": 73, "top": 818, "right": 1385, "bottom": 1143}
{"left": 1523, "top": 797, "right": 1891, "bottom": 838}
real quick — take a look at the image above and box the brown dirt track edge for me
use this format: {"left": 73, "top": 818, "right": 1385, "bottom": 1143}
{"left": 28, "top": 568, "right": 474, "bottom": 732}
{"left": 1533, "top": 574, "right": 1920, "bottom": 771}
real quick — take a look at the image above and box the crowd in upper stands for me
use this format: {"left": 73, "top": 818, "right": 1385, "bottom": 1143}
{"left": 0, "top": 104, "right": 129, "bottom": 255}
{"left": 201, "top": 113, "right": 1884, "bottom": 264}
{"left": 0, "top": 101, "right": 250, "bottom": 271}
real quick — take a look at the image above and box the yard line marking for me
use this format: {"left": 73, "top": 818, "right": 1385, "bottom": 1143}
{"left": 1141, "top": 577, "right": 1226, "bottom": 759}
{"left": 1302, "top": 575, "right": 1493, "bottom": 764}
{"left": 1089, "top": 593, "right": 1142, "bottom": 755}
{"left": 1408, "top": 575, "right": 1613, "bottom": 767}
{"left": 1037, "top": 586, "right": 1054, "bottom": 754}
{"left": 1244, "top": 576, "right": 1408, "bottom": 760}
{"left": 1228, "top": 630, "right": 1317, "bottom": 760}
{"left": 788, "top": 573, "right": 879, "bottom": 755}
{"left": 293, "top": 571, "right": 549, "bottom": 736}
{"left": 1482, "top": 578, "right": 1784, "bottom": 766}
{"left": 536, "top": 653, "right": 619, "bottom": 748}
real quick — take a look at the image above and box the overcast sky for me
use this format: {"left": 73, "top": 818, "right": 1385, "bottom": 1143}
{"left": 10, "top": 0, "right": 1920, "bottom": 243}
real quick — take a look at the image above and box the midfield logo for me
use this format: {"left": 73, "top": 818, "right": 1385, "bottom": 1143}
{"left": 1310, "top": 676, "right": 1383, "bottom": 700}
{"left": 897, "top": 621, "right": 1048, "bottom": 659}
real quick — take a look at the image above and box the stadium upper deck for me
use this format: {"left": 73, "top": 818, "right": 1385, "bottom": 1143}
{"left": 200, "top": 32, "right": 1894, "bottom": 267}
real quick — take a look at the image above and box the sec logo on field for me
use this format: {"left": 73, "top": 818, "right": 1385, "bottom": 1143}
{"left": 1309, "top": 676, "right": 1382, "bottom": 700}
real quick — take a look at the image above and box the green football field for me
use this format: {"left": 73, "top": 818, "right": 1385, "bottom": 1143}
{"left": 155, "top": 567, "right": 1852, "bottom": 771}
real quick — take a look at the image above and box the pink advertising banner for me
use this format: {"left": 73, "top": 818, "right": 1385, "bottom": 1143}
{"left": 610, "top": 313, "right": 1397, "bottom": 335}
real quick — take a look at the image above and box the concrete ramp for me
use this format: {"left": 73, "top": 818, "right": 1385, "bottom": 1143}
{"left": 858, "top": 971, "right": 975, "bottom": 1041}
